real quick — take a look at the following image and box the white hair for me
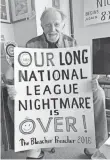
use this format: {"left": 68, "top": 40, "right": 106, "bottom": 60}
{"left": 40, "top": 7, "right": 66, "bottom": 24}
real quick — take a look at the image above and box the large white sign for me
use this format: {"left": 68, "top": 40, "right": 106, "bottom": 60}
{"left": 14, "top": 46, "right": 96, "bottom": 152}
{"left": 84, "top": 0, "right": 110, "bottom": 26}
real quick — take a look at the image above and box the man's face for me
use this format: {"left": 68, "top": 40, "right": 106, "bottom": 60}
{"left": 41, "top": 10, "right": 64, "bottom": 43}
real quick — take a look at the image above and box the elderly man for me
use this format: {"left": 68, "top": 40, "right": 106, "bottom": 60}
{"left": 5, "top": 8, "right": 108, "bottom": 159}
{"left": 26, "top": 8, "right": 76, "bottom": 48}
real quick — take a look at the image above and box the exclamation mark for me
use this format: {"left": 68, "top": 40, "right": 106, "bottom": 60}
{"left": 82, "top": 115, "right": 87, "bottom": 133}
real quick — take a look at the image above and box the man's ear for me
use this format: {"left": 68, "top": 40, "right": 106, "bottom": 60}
{"left": 41, "top": 23, "right": 45, "bottom": 31}
{"left": 62, "top": 22, "right": 65, "bottom": 29}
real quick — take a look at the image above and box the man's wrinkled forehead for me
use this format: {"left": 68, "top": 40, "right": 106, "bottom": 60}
{"left": 41, "top": 10, "right": 62, "bottom": 25}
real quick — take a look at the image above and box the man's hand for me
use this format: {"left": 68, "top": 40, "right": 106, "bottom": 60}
{"left": 6, "top": 85, "right": 16, "bottom": 100}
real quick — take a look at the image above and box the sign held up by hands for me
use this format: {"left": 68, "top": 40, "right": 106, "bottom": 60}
{"left": 14, "top": 46, "right": 96, "bottom": 152}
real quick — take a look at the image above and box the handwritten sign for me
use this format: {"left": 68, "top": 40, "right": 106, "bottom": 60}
{"left": 84, "top": 0, "right": 110, "bottom": 26}
{"left": 14, "top": 46, "right": 96, "bottom": 152}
